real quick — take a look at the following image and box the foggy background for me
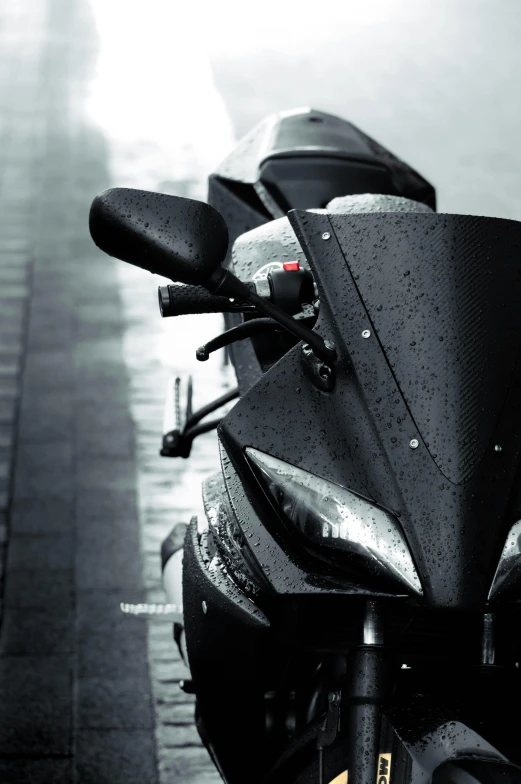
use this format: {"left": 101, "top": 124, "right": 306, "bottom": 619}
{"left": 0, "top": 0, "right": 520, "bottom": 781}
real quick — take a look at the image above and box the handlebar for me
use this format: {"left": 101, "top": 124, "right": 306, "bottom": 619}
{"left": 157, "top": 272, "right": 331, "bottom": 362}
{"left": 158, "top": 284, "right": 254, "bottom": 317}
{"left": 158, "top": 268, "right": 316, "bottom": 319}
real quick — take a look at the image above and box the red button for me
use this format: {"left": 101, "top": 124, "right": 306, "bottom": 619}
{"left": 283, "top": 261, "right": 300, "bottom": 271}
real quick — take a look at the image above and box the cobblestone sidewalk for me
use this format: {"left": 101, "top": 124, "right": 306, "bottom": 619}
{"left": 118, "top": 263, "right": 232, "bottom": 784}
{"left": 0, "top": 0, "right": 222, "bottom": 781}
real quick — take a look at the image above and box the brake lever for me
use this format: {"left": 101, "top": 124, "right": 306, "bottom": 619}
{"left": 196, "top": 318, "right": 283, "bottom": 362}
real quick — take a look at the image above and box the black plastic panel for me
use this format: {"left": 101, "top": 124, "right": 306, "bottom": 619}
{"left": 269, "top": 110, "right": 378, "bottom": 157}
{"left": 220, "top": 209, "right": 521, "bottom": 608}
{"left": 207, "top": 175, "right": 267, "bottom": 267}
{"left": 328, "top": 212, "right": 521, "bottom": 484}
{"left": 183, "top": 516, "right": 270, "bottom": 686}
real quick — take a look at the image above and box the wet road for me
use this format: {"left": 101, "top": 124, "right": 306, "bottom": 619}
{"left": 0, "top": 1, "right": 223, "bottom": 781}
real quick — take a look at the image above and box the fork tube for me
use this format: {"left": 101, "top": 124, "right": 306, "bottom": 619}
{"left": 344, "top": 600, "right": 386, "bottom": 784}
{"left": 481, "top": 612, "right": 496, "bottom": 666}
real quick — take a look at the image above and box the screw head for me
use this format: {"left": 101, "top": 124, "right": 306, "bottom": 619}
{"left": 322, "top": 231, "right": 331, "bottom": 241}
{"left": 318, "top": 365, "right": 331, "bottom": 379}
{"left": 202, "top": 601, "right": 208, "bottom": 614}
{"left": 409, "top": 438, "right": 419, "bottom": 449}
{"left": 494, "top": 444, "right": 502, "bottom": 453}
{"left": 362, "top": 329, "right": 371, "bottom": 339}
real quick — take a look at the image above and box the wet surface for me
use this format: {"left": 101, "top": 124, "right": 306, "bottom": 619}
{"left": 1, "top": 0, "right": 521, "bottom": 781}
{"left": 0, "top": 0, "right": 219, "bottom": 781}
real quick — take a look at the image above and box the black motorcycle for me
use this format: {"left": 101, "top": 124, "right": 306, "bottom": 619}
{"left": 89, "top": 109, "right": 521, "bottom": 784}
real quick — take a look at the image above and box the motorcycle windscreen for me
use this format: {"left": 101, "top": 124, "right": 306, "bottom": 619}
{"left": 287, "top": 209, "right": 521, "bottom": 608}
{"left": 324, "top": 212, "right": 521, "bottom": 484}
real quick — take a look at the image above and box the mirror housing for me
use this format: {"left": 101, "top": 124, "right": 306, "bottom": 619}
{"left": 89, "top": 188, "right": 229, "bottom": 284}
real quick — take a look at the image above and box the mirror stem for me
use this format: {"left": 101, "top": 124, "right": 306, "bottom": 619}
{"left": 206, "top": 269, "right": 337, "bottom": 365}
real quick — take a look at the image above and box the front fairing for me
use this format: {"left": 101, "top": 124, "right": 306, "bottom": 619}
{"left": 219, "top": 210, "right": 521, "bottom": 609}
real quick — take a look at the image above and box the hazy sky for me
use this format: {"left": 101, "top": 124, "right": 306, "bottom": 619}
{"left": 87, "top": 0, "right": 521, "bottom": 218}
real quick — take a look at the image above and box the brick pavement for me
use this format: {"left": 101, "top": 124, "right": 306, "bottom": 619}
{"left": 0, "top": 0, "right": 232, "bottom": 781}
{"left": 0, "top": 0, "right": 41, "bottom": 633}
{"left": 0, "top": 0, "right": 159, "bottom": 781}
{"left": 117, "top": 263, "right": 232, "bottom": 784}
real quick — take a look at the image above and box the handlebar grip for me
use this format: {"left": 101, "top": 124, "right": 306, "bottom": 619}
{"left": 158, "top": 284, "right": 250, "bottom": 317}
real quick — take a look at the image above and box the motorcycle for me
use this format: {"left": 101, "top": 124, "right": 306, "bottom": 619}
{"left": 89, "top": 109, "right": 521, "bottom": 784}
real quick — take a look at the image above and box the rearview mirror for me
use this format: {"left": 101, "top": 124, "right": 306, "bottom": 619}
{"left": 89, "top": 188, "right": 229, "bottom": 285}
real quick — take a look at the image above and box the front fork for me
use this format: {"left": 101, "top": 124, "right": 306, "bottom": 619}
{"left": 343, "top": 601, "right": 387, "bottom": 784}
{"left": 316, "top": 600, "right": 388, "bottom": 784}
{"left": 320, "top": 604, "right": 502, "bottom": 784}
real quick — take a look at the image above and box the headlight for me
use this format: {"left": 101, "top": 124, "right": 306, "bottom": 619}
{"left": 488, "top": 519, "right": 521, "bottom": 601}
{"left": 246, "top": 447, "right": 422, "bottom": 596}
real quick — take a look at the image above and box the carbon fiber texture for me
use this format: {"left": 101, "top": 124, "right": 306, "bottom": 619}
{"left": 330, "top": 212, "right": 521, "bottom": 483}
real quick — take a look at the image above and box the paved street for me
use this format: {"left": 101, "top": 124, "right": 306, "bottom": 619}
{"left": 0, "top": 1, "right": 159, "bottom": 781}
{"left": 0, "top": 0, "right": 224, "bottom": 781}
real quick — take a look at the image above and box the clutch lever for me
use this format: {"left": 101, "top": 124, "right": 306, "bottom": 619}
{"left": 161, "top": 378, "right": 239, "bottom": 458}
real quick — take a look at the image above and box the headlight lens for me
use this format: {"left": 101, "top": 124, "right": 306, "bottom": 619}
{"left": 488, "top": 519, "right": 521, "bottom": 601}
{"left": 246, "top": 447, "right": 422, "bottom": 596}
